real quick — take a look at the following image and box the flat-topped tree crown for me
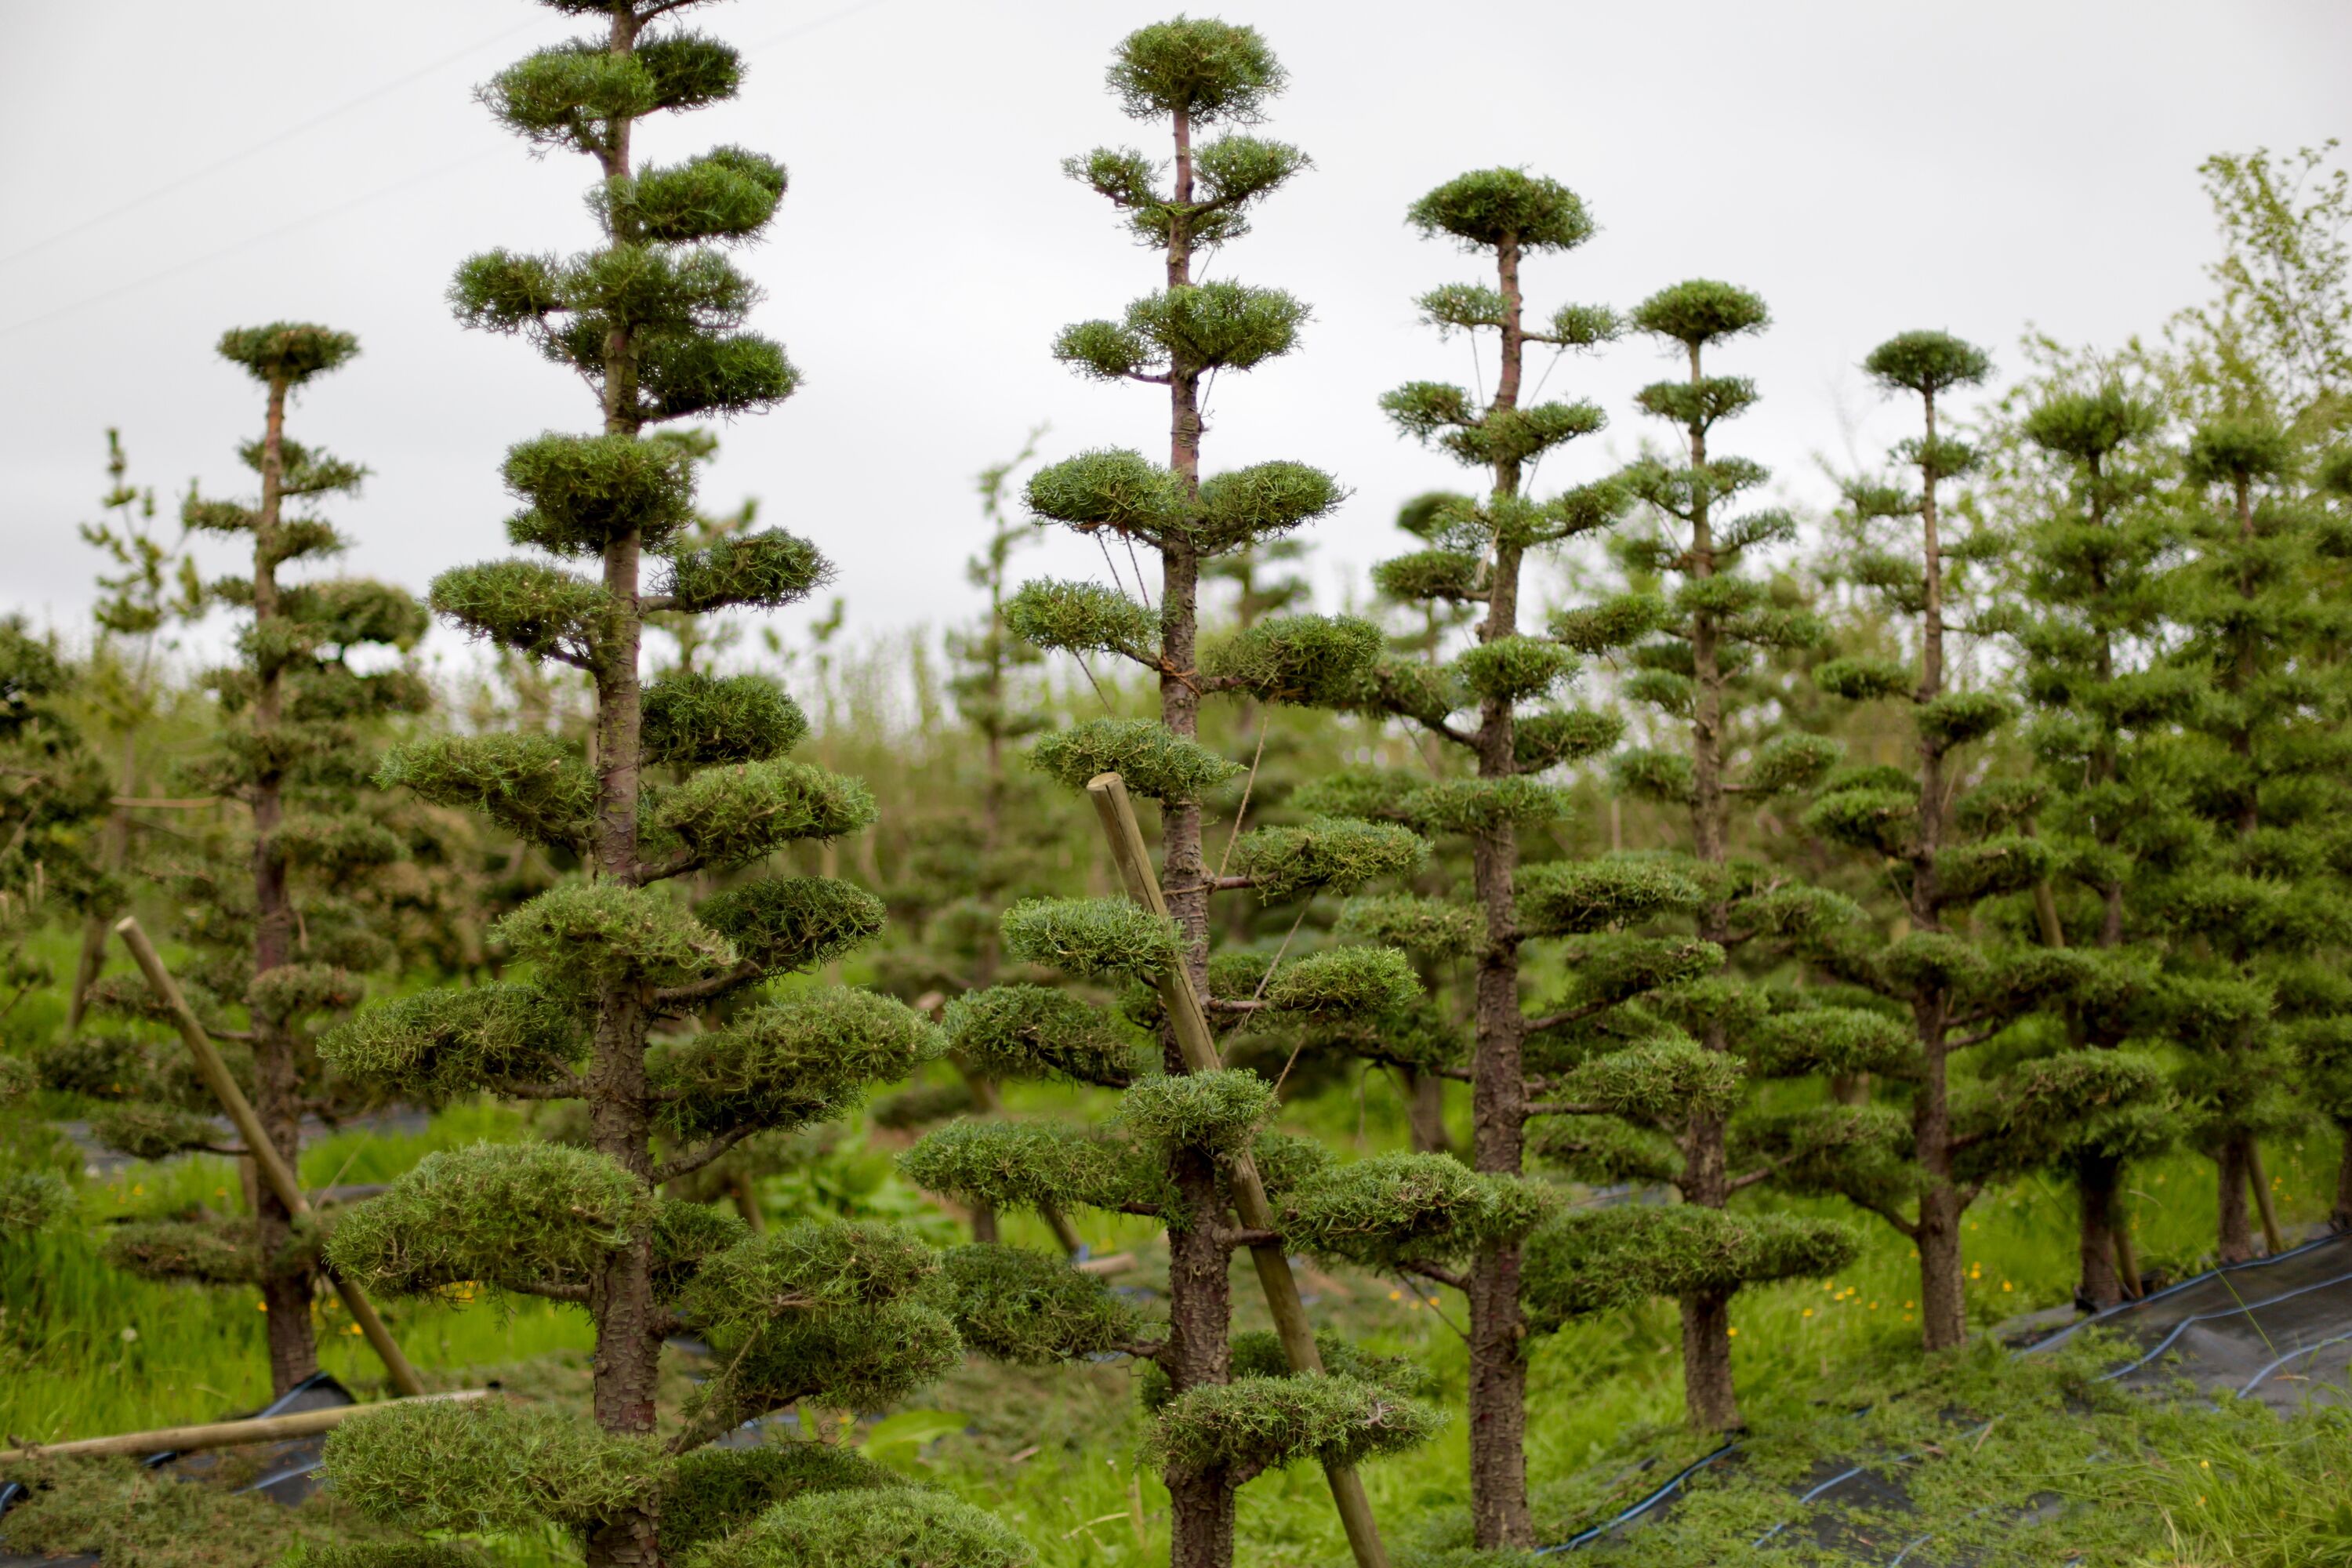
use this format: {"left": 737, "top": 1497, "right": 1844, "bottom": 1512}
{"left": 313, "top": 5, "right": 1024, "bottom": 1565}
{"left": 1106, "top": 16, "right": 1284, "bottom": 122}
{"left": 1864, "top": 329, "right": 1994, "bottom": 398}
{"left": 1407, "top": 168, "right": 1592, "bottom": 252}
{"left": 217, "top": 321, "right": 361, "bottom": 386}
{"left": 1628, "top": 279, "right": 1768, "bottom": 348}
{"left": 66, "top": 321, "right": 443, "bottom": 1399}
{"left": 915, "top": 24, "right": 1430, "bottom": 1568}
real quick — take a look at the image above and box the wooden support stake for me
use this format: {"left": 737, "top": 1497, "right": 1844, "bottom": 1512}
{"left": 2247, "top": 1142, "right": 2287, "bottom": 1255}
{"left": 0, "top": 1389, "right": 488, "bottom": 1461}
{"left": 113, "top": 916, "right": 428, "bottom": 1399}
{"left": 1083, "top": 772, "right": 1392, "bottom": 1568}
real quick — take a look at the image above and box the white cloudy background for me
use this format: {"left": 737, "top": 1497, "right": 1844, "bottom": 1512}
{"left": 2, "top": 0, "right": 2344, "bottom": 677}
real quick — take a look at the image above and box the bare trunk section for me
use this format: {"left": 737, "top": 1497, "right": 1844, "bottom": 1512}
{"left": 1909, "top": 388, "right": 1967, "bottom": 1352}
{"left": 245, "top": 370, "right": 319, "bottom": 1396}
{"left": 1679, "top": 1291, "right": 1737, "bottom": 1432}
{"left": 2216, "top": 1136, "right": 2256, "bottom": 1265}
{"left": 2332, "top": 1125, "right": 2352, "bottom": 1232}
{"left": 1676, "top": 335, "right": 1742, "bottom": 1431}
{"left": 1465, "top": 236, "right": 1534, "bottom": 1551}
{"left": 2076, "top": 1152, "right": 2124, "bottom": 1310}
{"left": 1163, "top": 1145, "right": 1236, "bottom": 1568}
{"left": 579, "top": 19, "right": 667, "bottom": 1565}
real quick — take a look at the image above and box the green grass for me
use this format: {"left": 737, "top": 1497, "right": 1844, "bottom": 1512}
{"left": 5, "top": 1048, "right": 2351, "bottom": 1565}
{"left": 0, "top": 1099, "right": 591, "bottom": 1443}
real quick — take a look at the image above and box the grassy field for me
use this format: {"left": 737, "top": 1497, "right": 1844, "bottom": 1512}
{"left": 6, "top": 1053, "right": 2352, "bottom": 1566}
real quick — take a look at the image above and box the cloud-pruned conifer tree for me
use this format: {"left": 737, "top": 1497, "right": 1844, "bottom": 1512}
{"left": 1279, "top": 167, "right": 1629, "bottom": 1548}
{"left": 2158, "top": 412, "right": 2352, "bottom": 1262}
{"left": 2003, "top": 374, "right": 2190, "bottom": 1305}
{"left": 1798, "top": 332, "right": 2145, "bottom": 1349}
{"left": 50, "top": 325, "right": 431, "bottom": 1397}
{"left": 1563, "top": 278, "right": 1867, "bottom": 1429}
{"left": 304, "top": 5, "right": 1024, "bottom": 1565}
{"left": 902, "top": 21, "right": 1439, "bottom": 1568}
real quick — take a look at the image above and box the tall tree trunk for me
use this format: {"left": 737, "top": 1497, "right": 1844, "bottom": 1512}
{"left": 2077, "top": 1152, "right": 2123, "bottom": 1310}
{"left": 582, "top": 18, "right": 666, "bottom": 1565}
{"left": 1676, "top": 336, "right": 1742, "bottom": 1431}
{"left": 1163, "top": 1145, "right": 1235, "bottom": 1568}
{"left": 2216, "top": 1136, "right": 2256, "bottom": 1265}
{"left": 2332, "top": 1124, "right": 2352, "bottom": 1232}
{"left": 247, "top": 369, "right": 319, "bottom": 1396}
{"left": 1150, "top": 103, "right": 1239, "bottom": 1568}
{"left": 1465, "top": 237, "right": 1533, "bottom": 1551}
{"left": 1908, "top": 387, "right": 1969, "bottom": 1352}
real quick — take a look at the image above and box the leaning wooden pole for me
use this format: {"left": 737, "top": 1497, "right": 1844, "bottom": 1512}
{"left": 0, "top": 1390, "right": 488, "bottom": 1462}
{"left": 1084, "top": 771, "right": 1393, "bottom": 1568}
{"left": 113, "top": 916, "right": 427, "bottom": 1399}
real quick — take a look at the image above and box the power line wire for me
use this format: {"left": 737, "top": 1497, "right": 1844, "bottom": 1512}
{"left": 0, "top": 151, "right": 497, "bottom": 342}
{"left": 0, "top": 0, "right": 896, "bottom": 341}
{"left": 0, "top": 17, "right": 543, "bottom": 272}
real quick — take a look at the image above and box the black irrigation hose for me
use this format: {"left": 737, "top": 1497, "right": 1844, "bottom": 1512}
{"left": 1548, "top": 1232, "right": 2352, "bottom": 1554}
{"left": 2019, "top": 1232, "right": 2342, "bottom": 1356}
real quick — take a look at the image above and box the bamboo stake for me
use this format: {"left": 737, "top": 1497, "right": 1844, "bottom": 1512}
{"left": 1083, "top": 772, "right": 1392, "bottom": 1568}
{"left": 2247, "top": 1142, "right": 2287, "bottom": 1255}
{"left": 0, "top": 1389, "right": 488, "bottom": 1461}
{"left": 113, "top": 916, "right": 428, "bottom": 1399}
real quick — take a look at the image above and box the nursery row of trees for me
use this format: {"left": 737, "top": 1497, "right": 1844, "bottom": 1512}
{"left": 4, "top": 2, "right": 2349, "bottom": 1565}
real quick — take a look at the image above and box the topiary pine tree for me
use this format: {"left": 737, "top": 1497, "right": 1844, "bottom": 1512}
{"left": 902, "top": 24, "right": 1445, "bottom": 1567}
{"left": 2292, "top": 445, "right": 2352, "bottom": 1232}
{"left": 49, "top": 325, "right": 432, "bottom": 1398}
{"left": 1305, "top": 165, "right": 1631, "bottom": 1548}
{"left": 2155, "top": 413, "right": 2352, "bottom": 1263}
{"left": 303, "top": 7, "right": 1020, "bottom": 1566}
{"left": 903, "top": 887, "right": 1440, "bottom": 1568}
{"left": 64, "top": 430, "right": 197, "bottom": 1033}
{"left": 2002, "top": 375, "right": 2192, "bottom": 1305}
{"left": 1798, "top": 330, "right": 2145, "bottom": 1349}
{"left": 1560, "top": 278, "right": 1867, "bottom": 1428}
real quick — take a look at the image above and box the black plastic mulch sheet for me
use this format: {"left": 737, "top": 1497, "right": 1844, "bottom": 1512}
{"left": 2018, "top": 1229, "right": 2352, "bottom": 1413}
{"left": 1545, "top": 1229, "right": 2352, "bottom": 1561}
{"left": 0, "top": 1372, "right": 355, "bottom": 1567}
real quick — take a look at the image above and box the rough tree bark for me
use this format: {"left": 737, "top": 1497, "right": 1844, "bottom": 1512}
{"left": 1674, "top": 332, "right": 1743, "bottom": 1431}
{"left": 246, "top": 364, "right": 320, "bottom": 1397}
{"left": 1910, "top": 384, "right": 1969, "bottom": 1353}
{"left": 1465, "top": 234, "right": 1533, "bottom": 1552}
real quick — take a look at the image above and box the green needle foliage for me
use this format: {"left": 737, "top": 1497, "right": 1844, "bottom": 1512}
{"left": 1546, "top": 278, "right": 1862, "bottom": 1430}
{"left": 901, "top": 22, "right": 1439, "bottom": 1568}
{"left": 1799, "top": 331, "right": 2151, "bottom": 1351}
{"left": 56, "top": 325, "right": 432, "bottom": 1399}
{"left": 1276, "top": 164, "right": 1661, "bottom": 1551}
{"left": 2154, "top": 412, "right": 2352, "bottom": 1262}
{"left": 309, "top": 6, "right": 1019, "bottom": 1565}
{"left": 1995, "top": 368, "right": 2190, "bottom": 1305}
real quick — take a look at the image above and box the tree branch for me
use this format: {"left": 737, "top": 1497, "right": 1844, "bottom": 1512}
{"left": 1523, "top": 1100, "right": 1605, "bottom": 1118}
{"left": 654, "top": 961, "right": 764, "bottom": 1009}
{"left": 653, "top": 1123, "right": 766, "bottom": 1184}
{"left": 503, "top": 1276, "right": 593, "bottom": 1304}
{"left": 495, "top": 1076, "right": 587, "bottom": 1102}
{"left": 1403, "top": 1260, "right": 1469, "bottom": 1292}
{"left": 1523, "top": 998, "right": 1613, "bottom": 1034}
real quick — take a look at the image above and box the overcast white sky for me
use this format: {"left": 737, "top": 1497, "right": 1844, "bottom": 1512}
{"left": 2, "top": 0, "right": 2345, "bottom": 678}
